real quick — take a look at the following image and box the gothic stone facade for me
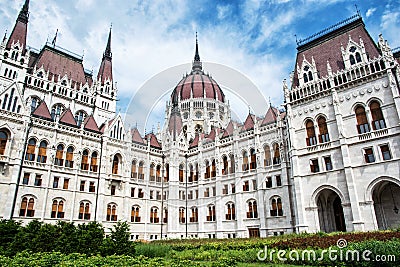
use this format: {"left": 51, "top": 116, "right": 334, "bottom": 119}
{"left": 0, "top": 2, "right": 399, "bottom": 240}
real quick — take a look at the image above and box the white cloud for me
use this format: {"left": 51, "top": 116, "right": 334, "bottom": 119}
{"left": 366, "top": 8, "right": 376, "bottom": 18}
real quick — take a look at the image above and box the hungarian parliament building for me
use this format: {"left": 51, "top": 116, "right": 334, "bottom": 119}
{"left": 0, "top": 1, "right": 399, "bottom": 240}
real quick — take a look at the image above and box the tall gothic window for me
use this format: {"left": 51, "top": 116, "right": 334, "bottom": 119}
{"left": 0, "top": 130, "right": 9, "bottom": 155}
{"left": 54, "top": 144, "right": 64, "bottom": 166}
{"left": 355, "top": 105, "right": 370, "bottom": 134}
{"left": 317, "top": 116, "right": 330, "bottom": 143}
{"left": 65, "top": 146, "right": 74, "bottom": 168}
{"left": 247, "top": 200, "right": 258, "bottom": 218}
{"left": 81, "top": 149, "right": 89, "bottom": 170}
{"left": 306, "top": 119, "right": 317, "bottom": 146}
{"left": 370, "top": 101, "right": 386, "bottom": 130}
{"left": 25, "top": 138, "right": 36, "bottom": 161}
{"left": 90, "top": 151, "right": 98, "bottom": 172}
{"left": 250, "top": 148, "right": 257, "bottom": 169}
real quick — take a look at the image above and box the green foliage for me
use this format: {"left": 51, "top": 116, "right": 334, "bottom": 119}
{"left": 135, "top": 243, "right": 171, "bottom": 258}
{"left": 101, "top": 221, "right": 135, "bottom": 256}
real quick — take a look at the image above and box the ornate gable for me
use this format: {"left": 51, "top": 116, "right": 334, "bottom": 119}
{"left": 0, "top": 82, "right": 26, "bottom": 115}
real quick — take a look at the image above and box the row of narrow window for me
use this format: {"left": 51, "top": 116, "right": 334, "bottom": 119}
{"left": 20, "top": 198, "right": 283, "bottom": 220}
{"left": 1, "top": 89, "right": 22, "bottom": 113}
{"left": 305, "top": 100, "right": 386, "bottom": 146}
{"left": 24, "top": 139, "right": 98, "bottom": 171}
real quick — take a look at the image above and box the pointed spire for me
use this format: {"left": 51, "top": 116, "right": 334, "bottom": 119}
{"left": 194, "top": 32, "right": 200, "bottom": 61}
{"left": 97, "top": 26, "right": 113, "bottom": 85}
{"left": 6, "top": 0, "right": 29, "bottom": 50}
{"left": 104, "top": 25, "right": 112, "bottom": 59}
{"left": 192, "top": 32, "right": 202, "bottom": 71}
{"left": 18, "top": 0, "right": 30, "bottom": 23}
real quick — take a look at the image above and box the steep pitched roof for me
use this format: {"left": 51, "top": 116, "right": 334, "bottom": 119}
{"left": 97, "top": 28, "right": 113, "bottom": 85}
{"left": 59, "top": 108, "right": 77, "bottom": 126}
{"left": 31, "top": 45, "right": 87, "bottom": 86}
{"left": 293, "top": 17, "right": 380, "bottom": 87}
{"left": 189, "top": 134, "right": 200, "bottom": 148}
{"left": 146, "top": 133, "right": 162, "bottom": 149}
{"left": 83, "top": 115, "right": 100, "bottom": 132}
{"left": 168, "top": 107, "right": 183, "bottom": 141}
{"left": 222, "top": 121, "right": 234, "bottom": 138}
{"left": 6, "top": 0, "right": 29, "bottom": 51}
{"left": 32, "top": 101, "right": 52, "bottom": 120}
{"left": 242, "top": 114, "right": 256, "bottom": 131}
{"left": 131, "top": 128, "right": 145, "bottom": 144}
{"left": 261, "top": 106, "right": 279, "bottom": 125}
{"left": 206, "top": 128, "right": 216, "bottom": 141}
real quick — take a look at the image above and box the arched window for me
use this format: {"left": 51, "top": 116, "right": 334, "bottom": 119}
{"left": 273, "top": 144, "right": 280, "bottom": 165}
{"left": 138, "top": 161, "right": 144, "bottom": 179}
{"left": 106, "top": 203, "right": 117, "bottom": 221}
{"left": 19, "top": 197, "right": 35, "bottom": 217}
{"left": 112, "top": 155, "right": 119, "bottom": 174}
{"left": 355, "top": 105, "right": 370, "bottom": 134}
{"left": 189, "top": 164, "right": 193, "bottom": 182}
{"left": 0, "top": 130, "right": 9, "bottom": 155}
{"left": 51, "top": 104, "right": 64, "bottom": 120}
{"left": 250, "top": 148, "right": 257, "bottom": 169}
{"left": 247, "top": 200, "right": 258, "bottom": 218}
{"left": 65, "top": 146, "right": 74, "bottom": 168}
{"left": 190, "top": 207, "right": 198, "bottom": 222}
{"left": 303, "top": 73, "right": 308, "bottom": 83}
{"left": 179, "top": 163, "right": 184, "bottom": 182}
{"left": 163, "top": 208, "right": 168, "bottom": 223}
{"left": 270, "top": 197, "right": 283, "bottom": 217}
{"left": 90, "top": 151, "right": 98, "bottom": 172}
{"left": 131, "top": 206, "right": 140, "bottom": 222}
{"left": 204, "top": 160, "right": 210, "bottom": 179}
{"left": 264, "top": 145, "right": 271, "bottom": 166}
{"left": 370, "top": 101, "right": 386, "bottom": 130}
{"left": 305, "top": 119, "right": 317, "bottom": 146}
{"left": 75, "top": 110, "right": 86, "bottom": 127}
{"left": 131, "top": 160, "right": 137, "bottom": 178}
{"left": 222, "top": 156, "right": 228, "bottom": 175}
{"left": 25, "top": 138, "right": 36, "bottom": 161}
{"left": 226, "top": 203, "right": 236, "bottom": 220}
{"left": 37, "top": 140, "right": 48, "bottom": 163}
{"left": 230, "top": 154, "right": 235, "bottom": 174}
{"left": 308, "top": 71, "right": 313, "bottom": 81}
{"left": 54, "top": 144, "right": 64, "bottom": 166}
{"left": 79, "top": 201, "right": 91, "bottom": 220}
{"left": 150, "top": 163, "right": 155, "bottom": 182}
{"left": 81, "top": 149, "right": 89, "bottom": 170}
{"left": 350, "top": 54, "right": 356, "bottom": 65}
{"left": 206, "top": 205, "right": 216, "bottom": 221}
{"left": 355, "top": 52, "right": 362, "bottom": 63}
{"left": 150, "top": 207, "right": 159, "bottom": 223}
{"left": 242, "top": 151, "right": 249, "bottom": 171}
{"left": 179, "top": 207, "right": 185, "bottom": 223}
{"left": 194, "top": 163, "right": 199, "bottom": 181}
{"left": 165, "top": 163, "right": 170, "bottom": 182}
{"left": 156, "top": 165, "right": 161, "bottom": 183}
{"left": 211, "top": 159, "right": 216, "bottom": 177}
{"left": 30, "top": 97, "right": 39, "bottom": 112}
{"left": 317, "top": 116, "right": 329, "bottom": 143}
{"left": 51, "top": 199, "right": 64, "bottom": 218}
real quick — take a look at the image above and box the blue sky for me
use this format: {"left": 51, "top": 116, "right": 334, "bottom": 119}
{"left": 1, "top": 0, "right": 399, "bottom": 132}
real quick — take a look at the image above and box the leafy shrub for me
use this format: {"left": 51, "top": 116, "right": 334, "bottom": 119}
{"left": 135, "top": 243, "right": 171, "bottom": 258}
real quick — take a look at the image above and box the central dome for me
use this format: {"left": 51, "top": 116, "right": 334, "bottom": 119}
{"left": 171, "top": 36, "right": 225, "bottom": 103}
{"left": 172, "top": 72, "right": 225, "bottom": 102}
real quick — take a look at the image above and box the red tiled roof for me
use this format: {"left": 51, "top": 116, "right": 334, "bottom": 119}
{"left": 189, "top": 134, "right": 199, "bottom": 148}
{"left": 261, "top": 107, "right": 278, "bottom": 125}
{"left": 222, "top": 121, "right": 234, "bottom": 138}
{"left": 6, "top": 21, "right": 27, "bottom": 50}
{"left": 32, "top": 46, "right": 87, "bottom": 86}
{"left": 146, "top": 133, "right": 162, "bottom": 149}
{"left": 97, "top": 57, "right": 113, "bottom": 85}
{"left": 59, "top": 108, "right": 77, "bottom": 126}
{"left": 168, "top": 110, "right": 183, "bottom": 138}
{"left": 206, "top": 128, "right": 216, "bottom": 141}
{"left": 242, "top": 114, "right": 255, "bottom": 131}
{"left": 131, "top": 128, "right": 145, "bottom": 144}
{"left": 172, "top": 72, "right": 225, "bottom": 102}
{"left": 99, "top": 123, "right": 106, "bottom": 133}
{"left": 293, "top": 18, "right": 380, "bottom": 87}
{"left": 83, "top": 115, "right": 100, "bottom": 132}
{"left": 31, "top": 101, "right": 52, "bottom": 120}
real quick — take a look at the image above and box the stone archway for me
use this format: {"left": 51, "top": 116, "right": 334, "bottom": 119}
{"left": 372, "top": 181, "right": 400, "bottom": 230}
{"left": 317, "top": 189, "right": 346, "bottom": 232}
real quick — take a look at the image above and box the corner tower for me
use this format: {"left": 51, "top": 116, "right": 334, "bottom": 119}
{"left": 94, "top": 27, "right": 117, "bottom": 124}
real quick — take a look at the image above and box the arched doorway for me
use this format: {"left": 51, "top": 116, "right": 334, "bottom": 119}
{"left": 372, "top": 181, "right": 400, "bottom": 230}
{"left": 317, "top": 189, "right": 346, "bottom": 232}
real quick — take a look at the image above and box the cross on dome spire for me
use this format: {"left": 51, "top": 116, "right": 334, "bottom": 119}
{"left": 192, "top": 32, "right": 202, "bottom": 71}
